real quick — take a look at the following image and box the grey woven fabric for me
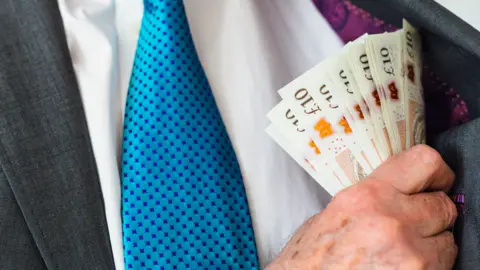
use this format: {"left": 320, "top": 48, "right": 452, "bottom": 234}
{"left": 0, "top": 0, "right": 115, "bottom": 269}
{"left": 433, "top": 118, "right": 480, "bottom": 269}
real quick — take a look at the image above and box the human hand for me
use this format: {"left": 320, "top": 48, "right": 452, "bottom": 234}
{"left": 268, "top": 145, "right": 457, "bottom": 269}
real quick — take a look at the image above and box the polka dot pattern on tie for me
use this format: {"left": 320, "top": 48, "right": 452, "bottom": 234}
{"left": 121, "top": 1, "right": 259, "bottom": 269}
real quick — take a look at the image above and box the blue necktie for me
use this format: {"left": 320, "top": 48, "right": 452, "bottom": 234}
{"left": 121, "top": 1, "right": 259, "bottom": 269}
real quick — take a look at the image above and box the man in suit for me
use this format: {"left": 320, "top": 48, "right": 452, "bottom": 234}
{"left": 1, "top": 0, "right": 479, "bottom": 269}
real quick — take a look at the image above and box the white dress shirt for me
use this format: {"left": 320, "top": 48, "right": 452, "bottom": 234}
{"left": 184, "top": 0, "right": 343, "bottom": 266}
{"left": 58, "top": 0, "right": 143, "bottom": 269}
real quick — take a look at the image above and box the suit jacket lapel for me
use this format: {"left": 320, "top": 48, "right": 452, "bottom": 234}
{"left": 433, "top": 118, "right": 480, "bottom": 269}
{"left": 0, "top": 0, "right": 115, "bottom": 268}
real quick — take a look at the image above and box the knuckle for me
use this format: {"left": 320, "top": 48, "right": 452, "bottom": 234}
{"left": 452, "top": 242, "right": 459, "bottom": 258}
{"left": 437, "top": 232, "right": 457, "bottom": 265}
{"left": 443, "top": 231, "right": 455, "bottom": 246}
{"left": 439, "top": 193, "right": 458, "bottom": 226}
{"left": 410, "top": 144, "right": 443, "bottom": 168}
{"left": 378, "top": 217, "right": 405, "bottom": 239}
{"left": 332, "top": 187, "right": 351, "bottom": 202}
{"left": 358, "top": 183, "right": 379, "bottom": 198}
{"left": 332, "top": 184, "right": 378, "bottom": 209}
{"left": 350, "top": 184, "right": 379, "bottom": 208}
{"left": 407, "top": 254, "right": 428, "bottom": 269}
{"left": 307, "top": 213, "right": 321, "bottom": 228}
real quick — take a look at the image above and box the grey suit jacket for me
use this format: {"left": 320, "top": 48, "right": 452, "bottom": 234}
{"left": 434, "top": 119, "right": 480, "bottom": 269}
{"left": 0, "top": 0, "right": 115, "bottom": 269}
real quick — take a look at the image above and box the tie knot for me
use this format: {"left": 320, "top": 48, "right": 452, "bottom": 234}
{"left": 141, "top": 0, "right": 190, "bottom": 51}
{"left": 144, "top": 0, "right": 182, "bottom": 15}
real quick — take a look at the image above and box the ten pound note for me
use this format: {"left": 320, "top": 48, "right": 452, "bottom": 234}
{"left": 366, "top": 31, "right": 406, "bottom": 154}
{"left": 278, "top": 63, "right": 374, "bottom": 189}
{"left": 266, "top": 100, "right": 347, "bottom": 194}
{"left": 402, "top": 19, "right": 425, "bottom": 147}
{"left": 348, "top": 41, "right": 393, "bottom": 161}
{"left": 266, "top": 19, "right": 425, "bottom": 196}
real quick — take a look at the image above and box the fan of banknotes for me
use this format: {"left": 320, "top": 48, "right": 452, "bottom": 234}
{"left": 266, "top": 19, "right": 425, "bottom": 196}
